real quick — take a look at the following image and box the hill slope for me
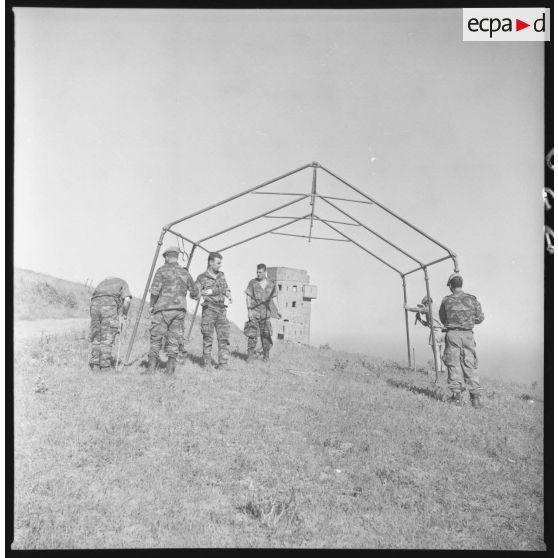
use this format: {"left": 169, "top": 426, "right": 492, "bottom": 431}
{"left": 14, "top": 268, "right": 94, "bottom": 320}
{"left": 12, "top": 303, "right": 545, "bottom": 550}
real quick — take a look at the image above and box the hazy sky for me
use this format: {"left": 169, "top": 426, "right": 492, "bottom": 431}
{"left": 14, "top": 8, "right": 544, "bottom": 382}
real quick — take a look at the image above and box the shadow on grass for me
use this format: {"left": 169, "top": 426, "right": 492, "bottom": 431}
{"left": 386, "top": 377, "right": 447, "bottom": 402}
{"left": 518, "top": 393, "right": 544, "bottom": 404}
{"left": 181, "top": 351, "right": 206, "bottom": 368}
{"left": 230, "top": 349, "right": 248, "bottom": 362}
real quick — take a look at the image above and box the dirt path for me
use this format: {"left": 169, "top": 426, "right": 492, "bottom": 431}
{"left": 14, "top": 318, "right": 90, "bottom": 342}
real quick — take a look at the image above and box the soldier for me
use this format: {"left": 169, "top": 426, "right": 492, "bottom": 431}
{"left": 404, "top": 296, "right": 445, "bottom": 374}
{"left": 244, "top": 263, "right": 281, "bottom": 362}
{"left": 89, "top": 277, "right": 132, "bottom": 371}
{"left": 439, "top": 273, "right": 485, "bottom": 408}
{"left": 146, "top": 246, "right": 199, "bottom": 374}
{"left": 195, "top": 252, "right": 232, "bottom": 369}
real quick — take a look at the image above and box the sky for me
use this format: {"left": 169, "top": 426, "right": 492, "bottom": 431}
{"left": 14, "top": 8, "right": 544, "bottom": 383}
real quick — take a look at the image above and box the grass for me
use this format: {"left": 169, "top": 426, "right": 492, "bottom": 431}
{"left": 12, "top": 306, "right": 545, "bottom": 549}
{"left": 14, "top": 268, "right": 94, "bottom": 320}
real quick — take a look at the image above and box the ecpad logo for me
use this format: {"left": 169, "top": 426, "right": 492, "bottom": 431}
{"left": 463, "top": 8, "right": 550, "bottom": 41}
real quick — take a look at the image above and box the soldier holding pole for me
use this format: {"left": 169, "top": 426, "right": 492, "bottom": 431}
{"left": 405, "top": 295, "right": 445, "bottom": 375}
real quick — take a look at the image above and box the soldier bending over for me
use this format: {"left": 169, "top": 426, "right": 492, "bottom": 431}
{"left": 89, "top": 277, "right": 132, "bottom": 371}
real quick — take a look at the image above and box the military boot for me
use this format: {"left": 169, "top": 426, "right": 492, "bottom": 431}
{"left": 143, "top": 355, "right": 157, "bottom": 374}
{"left": 262, "top": 348, "right": 270, "bottom": 362}
{"left": 246, "top": 349, "right": 256, "bottom": 363}
{"left": 176, "top": 349, "right": 186, "bottom": 365}
{"left": 166, "top": 357, "right": 177, "bottom": 375}
{"left": 470, "top": 393, "right": 482, "bottom": 409}
{"left": 90, "top": 364, "right": 100, "bottom": 372}
{"left": 449, "top": 391, "right": 463, "bottom": 405}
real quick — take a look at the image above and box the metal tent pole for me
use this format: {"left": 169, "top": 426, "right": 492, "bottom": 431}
{"left": 185, "top": 244, "right": 196, "bottom": 270}
{"left": 321, "top": 197, "right": 425, "bottom": 267}
{"left": 270, "top": 232, "right": 349, "bottom": 242}
{"left": 402, "top": 276, "right": 412, "bottom": 369}
{"left": 184, "top": 244, "right": 200, "bottom": 343}
{"left": 165, "top": 163, "right": 312, "bottom": 229}
{"left": 124, "top": 229, "right": 166, "bottom": 364}
{"left": 196, "top": 195, "right": 308, "bottom": 243}
{"left": 308, "top": 164, "right": 318, "bottom": 242}
{"left": 263, "top": 215, "right": 359, "bottom": 226}
{"left": 218, "top": 214, "right": 310, "bottom": 253}
{"left": 403, "top": 255, "right": 454, "bottom": 277}
{"left": 318, "top": 164, "right": 457, "bottom": 259}
{"left": 317, "top": 217, "right": 403, "bottom": 275}
{"left": 423, "top": 267, "right": 440, "bottom": 382}
{"left": 316, "top": 194, "right": 373, "bottom": 205}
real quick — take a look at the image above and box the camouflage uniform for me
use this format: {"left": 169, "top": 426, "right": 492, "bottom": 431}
{"left": 244, "top": 278, "right": 278, "bottom": 358}
{"left": 439, "top": 291, "right": 484, "bottom": 396}
{"left": 89, "top": 277, "right": 131, "bottom": 368}
{"left": 195, "top": 270, "right": 231, "bottom": 366}
{"left": 149, "top": 263, "right": 198, "bottom": 360}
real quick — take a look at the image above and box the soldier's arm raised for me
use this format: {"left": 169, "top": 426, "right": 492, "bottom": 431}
{"left": 404, "top": 304, "right": 427, "bottom": 313}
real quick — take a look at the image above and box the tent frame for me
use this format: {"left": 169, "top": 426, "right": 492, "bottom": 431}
{"left": 124, "top": 161, "right": 459, "bottom": 377}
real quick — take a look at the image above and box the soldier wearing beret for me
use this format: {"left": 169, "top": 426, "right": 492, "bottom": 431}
{"left": 439, "top": 273, "right": 485, "bottom": 407}
{"left": 146, "top": 246, "right": 199, "bottom": 374}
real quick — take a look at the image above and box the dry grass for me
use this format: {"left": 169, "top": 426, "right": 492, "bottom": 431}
{"left": 12, "top": 306, "right": 545, "bottom": 549}
{"left": 14, "top": 268, "right": 93, "bottom": 320}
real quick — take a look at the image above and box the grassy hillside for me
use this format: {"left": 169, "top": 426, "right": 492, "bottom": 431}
{"left": 14, "top": 268, "right": 94, "bottom": 320}
{"left": 12, "top": 304, "right": 545, "bottom": 550}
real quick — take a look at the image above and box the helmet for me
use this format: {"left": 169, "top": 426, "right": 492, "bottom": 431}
{"left": 163, "top": 246, "right": 180, "bottom": 257}
{"left": 446, "top": 272, "right": 462, "bottom": 286}
{"left": 421, "top": 296, "right": 431, "bottom": 305}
